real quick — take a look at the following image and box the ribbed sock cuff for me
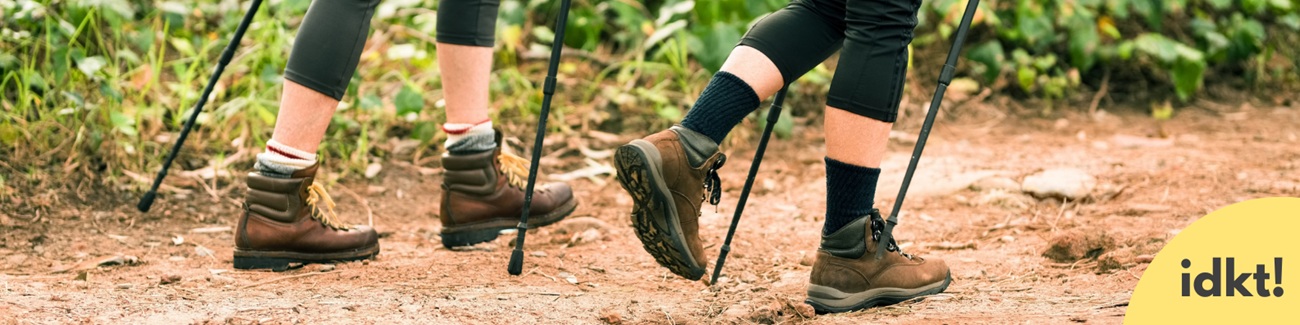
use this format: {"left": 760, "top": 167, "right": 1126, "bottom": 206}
{"left": 444, "top": 120, "right": 497, "bottom": 154}
{"left": 824, "top": 157, "right": 881, "bottom": 235}
{"left": 256, "top": 140, "right": 317, "bottom": 179}
{"left": 679, "top": 71, "right": 760, "bottom": 144}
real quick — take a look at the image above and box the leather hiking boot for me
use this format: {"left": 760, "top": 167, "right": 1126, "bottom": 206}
{"left": 235, "top": 164, "right": 380, "bottom": 271}
{"left": 614, "top": 126, "right": 726, "bottom": 280}
{"left": 439, "top": 147, "right": 577, "bottom": 248}
{"left": 806, "top": 210, "right": 952, "bottom": 313}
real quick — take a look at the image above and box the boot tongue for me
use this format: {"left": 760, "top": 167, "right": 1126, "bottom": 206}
{"left": 669, "top": 126, "right": 719, "bottom": 169}
{"left": 819, "top": 217, "right": 868, "bottom": 259}
{"left": 290, "top": 163, "right": 320, "bottom": 179}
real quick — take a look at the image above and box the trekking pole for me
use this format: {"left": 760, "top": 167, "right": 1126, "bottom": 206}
{"left": 508, "top": 0, "right": 572, "bottom": 275}
{"left": 876, "top": 0, "right": 981, "bottom": 259}
{"left": 709, "top": 84, "right": 789, "bottom": 285}
{"left": 137, "top": 0, "right": 265, "bottom": 213}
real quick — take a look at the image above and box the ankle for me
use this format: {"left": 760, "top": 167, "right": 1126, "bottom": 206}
{"left": 255, "top": 139, "right": 318, "bottom": 178}
{"left": 443, "top": 119, "right": 496, "bottom": 155}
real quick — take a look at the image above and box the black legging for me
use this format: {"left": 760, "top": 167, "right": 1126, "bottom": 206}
{"left": 740, "top": 0, "right": 921, "bottom": 122}
{"left": 284, "top": 0, "right": 500, "bottom": 100}
{"left": 284, "top": 0, "right": 919, "bottom": 122}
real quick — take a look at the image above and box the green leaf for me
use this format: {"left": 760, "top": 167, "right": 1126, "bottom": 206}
{"left": 1133, "top": 34, "right": 1179, "bottom": 64}
{"left": 412, "top": 121, "right": 437, "bottom": 142}
{"left": 109, "top": 111, "right": 138, "bottom": 136}
{"left": 100, "top": 83, "right": 122, "bottom": 103}
{"left": 61, "top": 91, "right": 85, "bottom": 108}
{"left": 395, "top": 86, "right": 424, "bottom": 116}
{"left": 1281, "top": 14, "right": 1300, "bottom": 31}
{"left": 774, "top": 108, "right": 794, "bottom": 139}
{"left": 1242, "top": 0, "right": 1266, "bottom": 14}
{"left": 22, "top": 70, "right": 48, "bottom": 91}
{"left": 688, "top": 22, "right": 743, "bottom": 72}
{"left": 966, "top": 41, "right": 1005, "bottom": 83}
{"left": 1171, "top": 57, "right": 1205, "bottom": 101}
{"left": 1151, "top": 101, "right": 1174, "bottom": 120}
{"left": 1069, "top": 22, "right": 1099, "bottom": 72}
{"left": 1017, "top": 66, "right": 1037, "bottom": 91}
{"left": 359, "top": 94, "right": 382, "bottom": 110}
{"left": 0, "top": 122, "right": 18, "bottom": 145}
{"left": 1033, "top": 54, "right": 1057, "bottom": 71}
{"left": 1206, "top": 0, "right": 1231, "bottom": 9}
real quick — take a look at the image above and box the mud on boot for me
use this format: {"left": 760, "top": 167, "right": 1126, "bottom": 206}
{"left": 615, "top": 126, "right": 726, "bottom": 280}
{"left": 438, "top": 145, "right": 577, "bottom": 249}
{"left": 805, "top": 209, "right": 952, "bottom": 313}
{"left": 235, "top": 164, "right": 380, "bottom": 271}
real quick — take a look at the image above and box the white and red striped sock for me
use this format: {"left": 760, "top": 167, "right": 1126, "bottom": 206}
{"left": 255, "top": 139, "right": 317, "bottom": 178}
{"left": 443, "top": 119, "right": 496, "bottom": 154}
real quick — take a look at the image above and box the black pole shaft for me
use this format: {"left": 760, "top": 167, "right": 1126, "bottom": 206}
{"left": 138, "top": 0, "right": 264, "bottom": 213}
{"left": 508, "top": 0, "right": 571, "bottom": 276}
{"left": 876, "top": 0, "right": 980, "bottom": 259}
{"left": 709, "top": 84, "right": 789, "bottom": 285}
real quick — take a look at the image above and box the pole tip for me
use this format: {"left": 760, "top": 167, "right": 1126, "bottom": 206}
{"left": 137, "top": 191, "right": 157, "bottom": 213}
{"left": 507, "top": 249, "right": 524, "bottom": 275}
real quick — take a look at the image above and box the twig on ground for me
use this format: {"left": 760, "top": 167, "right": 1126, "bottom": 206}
{"left": 1089, "top": 69, "right": 1110, "bottom": 116}
{"left": 536, "top": 271, "right": 558, "bottom": 282}
{"left": 239, "top": 271, "right": 341, "bottom": 289}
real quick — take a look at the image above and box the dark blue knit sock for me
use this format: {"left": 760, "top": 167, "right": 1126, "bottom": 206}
{"left": 824, "top": 157, "right": 881, "bottom": 235}
{"left": 679, "top": 71, "right": 760, "bottom": 144}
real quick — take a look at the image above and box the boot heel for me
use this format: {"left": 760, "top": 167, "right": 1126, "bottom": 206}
{"left": 233, "top": 256, "right": 295, "bottom": 272}
{"left": 440, "top": 227, "right": 509, "bottom": 248}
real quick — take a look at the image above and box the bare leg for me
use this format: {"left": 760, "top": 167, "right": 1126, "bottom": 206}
{"left": 719, "top": 46, "right": 785, "bottom": 99}
{"left": 269, "top": 81, "right": 339, "bottom": 153}
{"left": 824, "top": 106, "right": 891, "bottom": 168}
{"left": 437, "top": 42, "right": 493, "bottom": 124}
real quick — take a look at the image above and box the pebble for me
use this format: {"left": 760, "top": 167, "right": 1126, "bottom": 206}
{"left": 1021, "top": 168, "right": 1096, "bottom": 200}
{"left": 970, "top": 176, "right": 1021, "bottom": 192}
{"left": 116, "top": 283, "right": 133, "bottom": 289}
{"left": 160, "top": 274, "right": 182, "bottom": 285}
{"left": 318, "top": 264, "right": 336, "bottom": 272}
{"left": 531, "top": 251, "right": 547, "bottom": 258}
{"left": 598, "top": 311, "right": 622, "bottom": 324}
{"left": 398, "top": 304, "right": 422, "bottom": 313}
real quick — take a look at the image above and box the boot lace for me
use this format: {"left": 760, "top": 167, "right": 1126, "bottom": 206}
{"left": 305, "top": 183, "right": 351, "bottom": 231}
{"left": 498, "top": 150, "right": 542, "bottom": 191}
{"left": 702, "top": 154, "right": 727, "bottom": 211}
{"left": 870, "top": 211, "right": 912, "bottom": 259}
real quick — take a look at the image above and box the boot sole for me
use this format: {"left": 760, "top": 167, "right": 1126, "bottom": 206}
{"left": 233, "top": 244, "right": 380, "bottom": 272}
{"left": 614, "top": 140, "right": 705, "bottom": 280}
{"left": 805, "top": 272, "right": 953, "bottom": 314}
{"left": 439, "top": 196, "right": 579, "bottom": 248}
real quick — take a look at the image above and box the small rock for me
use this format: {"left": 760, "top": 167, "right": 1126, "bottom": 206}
{"left": 364, "top": 163, "right": 383, "bottom": 179}
{"left": 799, "top": 253, "right": 814, "bottom": 266}
{"left": 598, "top": 311, "right": 623, "bottom": 324}
{"left": 160, "top": 275, "right": 182, "bottom": 285}
{"left": 209, "top": 269, "right": 228, "bottom": 275}
{"left": 1043, "top": 228, "right": 1115, "bottom": 262}
{"left": 367, "top": 186, "right": 387, "bottom": 194}
{"left": 1053, "top": 118, "right": 1070, "bottom": 130}
{"left": 399, "top": 304, "right": 422, "bottom": 313}
{"left": 1135, "top": 255, "right": 1155, "bottom": 264}
{"left": 531, "top": 251, "right": 547, "bottom": 258}
{"left": 559, "top": 272, "right": 578, "bottom": 285}
{"left": 999, "top": 236, "right": 1016, "bottom": 243}
{"left": 172, "top": 236, "right": 184, "bottom": 245}
{"left": 1021, "top": 168, "right": 1096, "bottom": 200}
{"left": 392, "top": 139, "right": 423, "bottom": 157}
{"left": 791, "top": 302, "right": 815, "bottom": 318}
{"left": 571, "top": 229, "right": 602, "bottom": 246}
{"left": 497, "top": 296, "right": 509, "bottom": 301}
{"left": 746, "top": 300, "right": 781, "bottom": 324}
{"left": 318, "top": 264, "right": 336, "bottom": 272}
{"left": 116, "top": 283, "right": 133, "bottom": 289}
{"left": 970, "top": 176, "right": 1021, "bottom": 192}
{"left": 195, "top": 245, "right": 215, "bottom": 257}
{"left": 721, "top": 304, "right": 749, "bottom": 319}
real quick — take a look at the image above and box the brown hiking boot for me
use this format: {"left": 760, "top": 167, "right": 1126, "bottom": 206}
{"left": 235, "top": 164, "right": 380, "bottom": 271}
{"left": 614, "top": 126, "right": 726, "bottom": 280}
{"left": 805, "top": 210, "right": 952, "bottom": 313}
{"left": 439, "top": 147, "right": 577, "bottom": 248}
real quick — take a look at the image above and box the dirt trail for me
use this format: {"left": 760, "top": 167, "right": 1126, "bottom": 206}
{"left": 2, "top": 106, "right": 1298, "bottom": 324}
